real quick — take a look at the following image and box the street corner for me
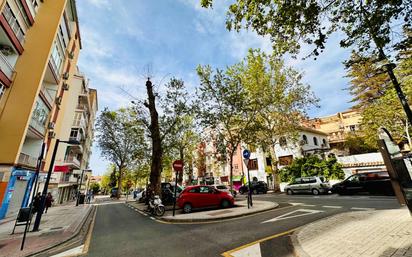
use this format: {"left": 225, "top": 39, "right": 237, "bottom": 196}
{"left": 158, "top": 200, "right": 279, "bottom": 224}
{"left": 222, "top": 229, "right": 297, "bottom": 257}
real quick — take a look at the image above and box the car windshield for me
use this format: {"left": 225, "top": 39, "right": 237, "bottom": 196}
{"left": 319, "top": 176, "right": 326, "bottom": 182}
{"left": 216, "top": 185, "right": 227, "bottom": 189}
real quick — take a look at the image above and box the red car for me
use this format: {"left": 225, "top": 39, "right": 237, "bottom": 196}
{"left": 177, "top": 185, "right": 235, "bottom": 213}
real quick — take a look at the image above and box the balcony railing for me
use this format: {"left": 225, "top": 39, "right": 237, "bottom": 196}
{"left": 18, "top": 152, "right": 37, "bottom": 167}
{"left": 65, "top": 156, "right": 81, "bottom": 167}
{"left": 0, "top": 51, "right": 15, "bottom": 79}
{"left": 29, "top": 116, "right": 46, "bottom": 135}
{"left": 40, "top": 86, "right": 56, "bottom": 106}
{"left": 3, "top": 4, "right": 25, "bottom": 45}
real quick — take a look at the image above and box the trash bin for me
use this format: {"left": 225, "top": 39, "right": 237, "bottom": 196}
{"left": 79, "top": 194, "right": 85, "bottom": 204}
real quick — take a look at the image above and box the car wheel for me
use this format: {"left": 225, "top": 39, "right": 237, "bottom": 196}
{"left": 221, "top": 199, "right": 231, "bottom": 208}
{"left": 312, "top": 189, "right": 320, "bottom": 195}
{"left": 286, "top": 189, "right": 293, "bottom": 195}
{"left": 183, "top": 203, "right": 192, "bottom": 214}
{"left": 253, "top": 189, "right": 258, "bottom": 195}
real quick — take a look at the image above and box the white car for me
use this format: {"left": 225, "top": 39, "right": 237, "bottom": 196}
{"left": 212, "top": 185, "right": 237, "bottom": 197}
{"left": 134, "top": 189, "right": 145, "bottom": 202}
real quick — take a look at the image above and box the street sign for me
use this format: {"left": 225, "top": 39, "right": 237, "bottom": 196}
{"left": 243, "top": 149, "right": 251, "bottom": 159}
{"left": 172, "top": 160, "right": 184, "bottom": 172}
{"left": 243, "top": 159, "right": 249, "bottom": 167}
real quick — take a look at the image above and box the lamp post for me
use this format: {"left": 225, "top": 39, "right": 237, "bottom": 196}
{"left": 76, "top": 169, "right": 85, "bottom": 206}
{"left": 32, "top": 139, "right": 80, "bottom": 231}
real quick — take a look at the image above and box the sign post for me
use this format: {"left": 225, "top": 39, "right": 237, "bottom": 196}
{"left": 172, "top": 160, "right": 183, "bottom": 216}
{"left": 243, "top": 150, "right": 253, "bottom": 208}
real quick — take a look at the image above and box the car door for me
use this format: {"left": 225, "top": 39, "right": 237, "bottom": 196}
{"left": 344, "top": 175, "right": 363, "bottom": 194}
{"left": 300, "top": 178, "right": 311, "bottom": 193}
{"left": 290, "top": 178, "right": 302, "bottom": 192}
{"left": 198, "top": 186, "right": 213, "bottom": 207}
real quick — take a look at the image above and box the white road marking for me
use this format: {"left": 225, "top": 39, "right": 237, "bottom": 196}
{"left": 262, "top": 209, "right": 324, "bottom": 223}
{"left": 231, "top": 243, "right": 262, "bottom": 257}
{"left": 301, "top": 204, "right": 316, "bottom": 207}
{"left": 322, "top": 205, "right": 343, "bottom": 209}
{"left": 288, "top": 202, "right": 304, "bottom": 206}
{"left": 351, "top": 207, "right": 375, "bottom": 211}
{"left": 51, "top": 245, "right": 84, "bottom": 257}
{"left": 150, "top": 217, "right": 155, "bottom": 220}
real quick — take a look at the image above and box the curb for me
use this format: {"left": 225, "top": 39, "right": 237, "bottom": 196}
{"left": 126, "top": 202, "right": 279, "bottom": 224}
{"left": 290, "top": 228, "right": 310, "bottom": 257}
{"left": 26, "top": 205, "right": 96, "bottom": 257}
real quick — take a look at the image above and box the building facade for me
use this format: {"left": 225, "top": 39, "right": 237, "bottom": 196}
{"left": 0, "top": 0, "right": 94, "bottom": 220}
{"left": 309, "top": 109, "right": 362, "bottom": 156}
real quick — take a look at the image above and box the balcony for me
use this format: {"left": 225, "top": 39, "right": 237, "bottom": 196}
{"left": 76, "top": 103, "right": 89, "bottom": 111}
{"left": 18, "top": 152, "right": 37, "bottom": 167}
{"left": 65, "top": 155, "right": 81, "bottom": 169}
{"left": 3, "top": 4, "right": 25, "bottom": 45}
{"left": 29, "top": 115, "right": 46, "bottom": 135}
{"left": 0, "top": 51, "right": 15, "bottom": 80}
{"left": 68, "top": 175, "right": 78, "bottom": 183}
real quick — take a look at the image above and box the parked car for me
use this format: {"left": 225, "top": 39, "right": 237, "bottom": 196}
{"left": 238, "top": 181, "right": 268, "bottom": 195}
{"left": 284, "top": 176, "right": 331, "bottom": 195}
{"left": 177, "top": 185, "right": 235, "bottom": 213}
{"left": 212, "top": 184, "right": 237, "bottom": 197}
{"left": 332, "top": 172, "right": 395, "bottom": 195}
{"left": 161, "top": 182, "right": 183, "bottom": 205}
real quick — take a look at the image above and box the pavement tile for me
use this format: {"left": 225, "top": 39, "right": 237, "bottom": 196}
{"left": 294, "top": 208, "right": 412, "bottom": 257}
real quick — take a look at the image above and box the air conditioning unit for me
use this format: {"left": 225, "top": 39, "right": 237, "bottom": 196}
{"left": 55, "top": 96, "right": 62, "bottom": 105}
{"left": 48, "top": 131, "right": 56, "bottom": 138}
{"left": 62, "top": 72, "right": 69, "bottom": 80}
{"left": 62, "top": 83, "right": 69, "bottom": 91}
{"left": 48, "top": 122, "right": 55, "bottom": 129}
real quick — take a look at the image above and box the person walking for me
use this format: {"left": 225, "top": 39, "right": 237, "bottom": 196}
{"left": 45, "top": 192, "right": 54, "bottom": 213}
{"left": 32, "top": 192, "right": 41, "bottom": 214}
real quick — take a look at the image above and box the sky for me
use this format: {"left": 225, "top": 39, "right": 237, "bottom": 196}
{"left": 76, "top": 0, "right": 354, "bottom": 176}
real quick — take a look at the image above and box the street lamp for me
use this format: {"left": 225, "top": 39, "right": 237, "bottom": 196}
{"left": 32, "top": 139, "right": 80, "bottom": 231}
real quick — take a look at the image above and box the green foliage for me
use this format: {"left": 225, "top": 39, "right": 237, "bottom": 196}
{"left": 200, "top": 0, "right": 412, "bottom": 59}
{"left": 90, "top": 182, "right": 100, "bottom": 194}
{"left": 279, "top": 156, "right": 344, "bottom": 182}
{"left": 344, "top": 133, "right": 378, "bottom": 154}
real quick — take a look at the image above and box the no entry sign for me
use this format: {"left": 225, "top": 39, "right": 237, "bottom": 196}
{"left": 172, "top": 160, "right": 184, "bottom": 172}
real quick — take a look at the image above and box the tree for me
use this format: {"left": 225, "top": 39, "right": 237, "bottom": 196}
{"left": 96, "top": 108, "right": 147, "bottom": 197}
{"left": 90, "top": 182, "right": 100, "bottom": 194}
{"left": 132, "top": 78, "right": 191, "bottom": 195}
{"left": 279, "top": 155, "right": 344, "bottom": 183}
{"left": 196, "top": 62, "right": 259, "bottom": 193}
{"left": 343, "top": 133, "right": 378, "bottom": 154}
{"left": 241, "top": 50, "right": 318, "bottom": 191}
{"left": 200, "top": 0, "right": 412, "bottom": 125}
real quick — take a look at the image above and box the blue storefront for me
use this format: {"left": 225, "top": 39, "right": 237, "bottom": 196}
{"left": 0, "top": 168, "right": 36, "bottom": 219}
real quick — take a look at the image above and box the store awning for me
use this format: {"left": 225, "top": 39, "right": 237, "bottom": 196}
{"left": 54, "top": 165, "right": 70, "bottom": 173}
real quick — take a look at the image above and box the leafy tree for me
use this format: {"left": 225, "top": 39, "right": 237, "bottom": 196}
{"left": 344, "top": 133, "right": 378, "bottom": 154}
{"left": 200, "top": 0, "right": 412, "bottom": 125}
{"left": 96, "top": 108, "right": 147, "bottom": 197}
{"left": 196, "top": 62, "right": 259, "bottom": 193}
{"left": 279, "top": 156, "right": 344, "bottom": 182}
{"left": 89, "top": 182, "right": 100, "bottom": 194}
{"left": 241, "top": 50, "right": 318, "bottom": 191}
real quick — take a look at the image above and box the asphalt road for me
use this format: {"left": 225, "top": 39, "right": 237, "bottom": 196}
{"left": 84, "top": 194, "right": 401, "bottom": 257}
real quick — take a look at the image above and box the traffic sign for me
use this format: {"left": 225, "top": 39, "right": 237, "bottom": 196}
{"left": 172, "top": 160, "right": 184, "bottom": 172}
{"left": 243, "top": 149, "right": 251, "bottom": 159}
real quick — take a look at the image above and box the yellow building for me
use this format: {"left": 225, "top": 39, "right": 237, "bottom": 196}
{"left": 309, "top": 109, "right": 362, "bottom": 156}
{"left": 0, "top": 0, "right": 84, "bottom": 219}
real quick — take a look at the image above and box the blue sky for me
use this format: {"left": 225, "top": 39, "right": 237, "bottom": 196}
{"left": 76, "top": 0, "right": 353, "bottom": 175}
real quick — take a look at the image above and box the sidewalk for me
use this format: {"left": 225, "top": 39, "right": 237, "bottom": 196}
{"left": 293, "top": 208, "right": 412, "bottom": 257}
{"left": 127, "top": 200, "right": 278, "bottom": 222}
{"left": 0, "top": 203, "right": 94, "bottom": 257}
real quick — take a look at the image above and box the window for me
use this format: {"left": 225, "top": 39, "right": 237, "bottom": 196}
{"left": 51, "top": 42, "right": 63, "bottom": 72}
{"left": 278, "top": 155, "right": 293, "bottom": 166}
{"left": 0, "top": 83, "right": 5, "bottom": 102}
{"left": 302, "top": 135, "right": 308, "bottom": 144}
{"left": 248, "top": 159, "right": 258, "bottom": 170}
{"left": 32, "top": 99, "right": 48, "bottom": 126}
{"left": 313, "top": 137, "right": 318, "bottom": 146}
{"left": 322, "top": 139, "right": 327, "bottom": 146}
{"left": 349, "top": 125, "right": 356, "bottom": 131}
{"left": 234, "top": 164, "right": 238, "bottom": 170}
{"left": 70, "top": 128, "right": 79, "bottom": 138}
{"left": 279, "top": 137, "right": 287, "bottom": 147}
{"left": 199, "top": 186, "right": 212, "bottom": 193}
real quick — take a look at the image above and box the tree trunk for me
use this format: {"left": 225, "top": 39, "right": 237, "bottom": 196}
{"left": 229, "top": 151, "right": 234, "bottom": 194}
{"left": 406, "top": 121, "right": 412, "bottom": 148}
{"left": 146, "top": 79, "right": 162, "bottom": 196}
{"left": 117, "top": 166, "right": 123, "bottom": 198}
{"left": 178, "top": 146, "right": 184, "bottom": 185}
{"left": 269, "top": 146, "right": 280, "bottom": 192}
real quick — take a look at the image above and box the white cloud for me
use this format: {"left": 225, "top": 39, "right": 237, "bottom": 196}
{"left": 84, "top": 0, "right": 111, "bottom": 9}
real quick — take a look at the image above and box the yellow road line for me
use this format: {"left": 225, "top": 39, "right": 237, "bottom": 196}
{"left": 221, "top": 228, "right": 297, "bottom": 257}
{"left": 82, "top": 207, "right": 97, "bottom": 254}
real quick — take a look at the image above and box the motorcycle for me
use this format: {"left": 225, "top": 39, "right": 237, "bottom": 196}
{"left": 148, "top": 195, "right": 165, "bottom": 216}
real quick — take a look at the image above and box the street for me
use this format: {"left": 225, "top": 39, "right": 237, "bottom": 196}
{"left": 84, "top": 194, "right": 401, "bottom": 257}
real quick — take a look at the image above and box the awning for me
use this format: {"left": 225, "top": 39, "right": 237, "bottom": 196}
{"left": 54, "top": 165, "right": 70, "bottom": 173}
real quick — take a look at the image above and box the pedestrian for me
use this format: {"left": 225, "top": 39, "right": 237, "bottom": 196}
{"left": 32, "top": 192, "right": 41, "bottom": 214}
{"left": 87, "top": 190, "right": 93, "bottom": 204}
{"left": 45, "top": 192, "right": 54, "bottom": 213}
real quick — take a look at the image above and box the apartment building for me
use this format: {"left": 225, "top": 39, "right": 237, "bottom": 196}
{"left": 0, "top": 0, "right": 89, "bottom": 219}
{"left": 39, "top": 70, "right": 97, "bottom": 204}
{"left": 309, "top": 109, "right": 362, "bottom": 156}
